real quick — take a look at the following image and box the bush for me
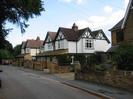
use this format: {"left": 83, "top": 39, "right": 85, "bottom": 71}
{"left": 113, "top": 43, "right": 133, "bottom": 70}
{"left": 56, "top": 55, "right": 71, "bottom": 66}
{"left": 75, "top": 54, "right": 103, "bottom": 73}
{"left": 0, "top": 49, "right": 14, "bottom": 59}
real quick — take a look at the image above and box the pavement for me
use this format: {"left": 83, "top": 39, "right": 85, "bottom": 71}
{"left": 1, "top": 65, "right": 133, "bottom": 99}
{"left": 54, "top": 72, "right": 133, "bottom": 99}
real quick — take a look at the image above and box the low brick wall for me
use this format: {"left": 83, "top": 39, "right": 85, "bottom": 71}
{"left": 23, "top": 61, "right": 46, "bottom": 71}
{"left": 14, "top": 60, "right": 70, "bottom": 73}
{"left": 75, "top": 70, "right": 133, "bottom": 91}
{"left": 47, "top": 62, "right": 71, "bottom": 73}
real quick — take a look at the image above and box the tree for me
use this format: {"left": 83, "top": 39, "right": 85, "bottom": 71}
{"left": 0, "top": 49, "right": 13, "bottom": 59}
{"left": 0, "top": 0, "right": 44, "bottom": 47}
{"left": 13, "top": 44, "right": 21, "bottom": 56}
{"left": 113, "top": 43, "right": 133, "bottom": 70}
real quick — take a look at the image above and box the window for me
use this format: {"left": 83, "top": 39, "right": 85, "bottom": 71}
{"left": 26, "top": 48, "right": 30, "bottom": 53}
{"left": 85, "top": 39, "right": 93, "bottom": 49}
{"left": 116, "top": 31, "right": 124, "bottom": 43}
{"left": 48, "top": 43, "right": 52, "bottom": 49}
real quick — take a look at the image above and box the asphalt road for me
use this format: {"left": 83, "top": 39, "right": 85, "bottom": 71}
{"left": 0, "top": 65, "right": 99, "bottom": 99}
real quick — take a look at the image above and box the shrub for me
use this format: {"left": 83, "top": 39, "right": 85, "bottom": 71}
{"left": 56, "top": 55, "right": 71, "bottom": 66}
{"left": 113, "top": 43, "right": 133, "bottom": 70}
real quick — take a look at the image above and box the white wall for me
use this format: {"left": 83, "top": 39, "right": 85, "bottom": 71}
{"left": 82, "top": 38, "right": 95, "bottom": 53}
{"left": 94, "top": 40, "right": 110, "bottom": 52}
{"left": 77, "top": 39, "right": 83, "bottom": 53}
{"left": 55, "top": 39, "right": 68, "bottom": 50}
{"left": 44, "top": 43, "right": 53, "bottom": 51}
{"left": 21, "top": 49, "right": 25, "bottom": 54}
{"left": 30, "top": 49, "right": 40, "bottom": 56}
{"left": 68, "top": 42, "right": 76, "bottom": 53}
{"left": 76, "top": 38, "right": 110, "bottom": 53}
{"left": 44, "top": 34, "right": 54, "bottom": 51}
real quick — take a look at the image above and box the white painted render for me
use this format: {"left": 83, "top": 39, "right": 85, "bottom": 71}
{"left": 44, "top": 35, "right": 54, "bottom": 51}
{"left": 55, "top": 39, "right": 68, "bottom": 50}
{"left": 55, "top": 32, "right": 68, "bottom": 50}
{"left": 23, "top": 48, "right": 40, "bottom": 56}
{"left": 44, "top": 43, "right": 53, "bottom": 51}
{"left": 68, "top": 42, "right": 76, "bottom": 53}
{"left": 94, "top": 39, "right": 110, "bottom": 52}
{"left": 21, "top": 49, "right": 25, "bottom": 54}
{"left": 44, "top": 30, "right": 110, "bottom": 53}
{"left": 30, "top": 48, "right": 40, "bottom": 56}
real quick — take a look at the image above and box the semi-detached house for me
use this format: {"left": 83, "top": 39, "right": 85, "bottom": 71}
{"left": 37, "top": 23, "right": 110, "bottom": 63}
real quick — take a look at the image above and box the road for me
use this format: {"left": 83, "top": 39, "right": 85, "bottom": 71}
{"left": 0, "top": 65, "right": 99, "bottom": 99}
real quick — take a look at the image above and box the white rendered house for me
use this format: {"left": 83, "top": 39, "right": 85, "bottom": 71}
{"left": 54, "top": 23, "right": 110, "bottom": 54}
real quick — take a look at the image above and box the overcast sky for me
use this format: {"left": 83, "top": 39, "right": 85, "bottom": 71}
{"left": 6, "top": 0, "right": 129, "bottom": 47}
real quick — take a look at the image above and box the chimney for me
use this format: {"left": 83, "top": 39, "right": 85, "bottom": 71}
{"left": 72, "top": 23, "right": 78, "bottom": 31}
{"left": 36, "top": 36, "right": 40, "bottom": 40}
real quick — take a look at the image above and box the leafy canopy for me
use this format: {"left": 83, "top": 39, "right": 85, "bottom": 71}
{"left": 0, "top": 0, "right": 44, "bottom": 47}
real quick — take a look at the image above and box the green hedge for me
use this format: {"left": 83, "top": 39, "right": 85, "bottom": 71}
{"left": 113, "top": 43, "right": 133, "bottom": 70}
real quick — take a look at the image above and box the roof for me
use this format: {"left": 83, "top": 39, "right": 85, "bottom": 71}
{"left": 122, "top": 0, "right": 133, "bottom": 28}
{"left": 48, "top": 32, "right": 57, "bottom": 41}
{"left": 25, "top": 39, "right": 43, "bottom": 48}
{"left": 22, "top": 37, "right": 43, "bottom": 49}
{"left": 110, "top": 0, "right": 133, "bottom": 31}
{"left": 56, "top": 27, "right": 110, "bottom": 43}
{"left": 36, "top": 49, "right": 68, "bottom": 56}
{"left": 21, "top": 41, "right": 26, "bottom": 49}
{"left": 109, "top": 19, "right": 124, "bottom": 31}
{"left": 57, "top": 27, "right": 87, "bottom": 41}
{"left": 44, "top": 32, "right": 57, "bottom": 44}
{"left": 92, "top": 29, "right": 110, "bottom": 43}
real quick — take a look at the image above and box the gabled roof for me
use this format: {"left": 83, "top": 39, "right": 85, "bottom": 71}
{"left": 92, "top": 29, "right": 110, "bottom": 43}
{"left": 122, "top": 0, "right": 133, "bottom": 28}
{"left": 57, "top": 27, "right": 87, "bottom": 41}
{"left": 109, "top": 19, "right": 124, "bottom": 31}
{"left": 110, "top": 0, "right": 133, "bottom": 31}
{"left": 48, "top": 32, "right": 57, "bottom": 41}
{"left": 22, "top": 37, "right": 43, "bottom": 49}
{"left": 55, "top": 25, "right": 110, "bottom": 43}
{"left": 25, "top": 39, "right": 43, "bottom": 48}
{"left": 21, "top": 41, "right": 26, "bottom": 49}
{"left": 44, "top": 32, "right": 57, "bottom": 44}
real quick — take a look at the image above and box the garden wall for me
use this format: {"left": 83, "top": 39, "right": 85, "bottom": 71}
{"left": 75, "top": 70, "right": 133, "bottom": 91}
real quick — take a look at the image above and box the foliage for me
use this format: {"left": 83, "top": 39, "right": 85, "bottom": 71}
{"left": 75, "top": 54, "right": 103, "bottom": 73}
{"left": 0, "top": 0, "right": 44, "bottom": 47}
{"left": 94, "top": 64, "right": 106, "bottom": 71}
{"left": 13, "top": 44, "right": 21, "bottom": 56}
{"left": 0, "top": 49, "right": 13, "bottom": 59}
{"left": 56, "top": 55, "right": 71, "bottom": 66}
{"left": 113, "top": 43, "right": 133, "bottom": 70}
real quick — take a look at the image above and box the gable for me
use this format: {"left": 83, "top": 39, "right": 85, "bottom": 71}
{"left": 82, "top": 31, "right": 92, "bottom": 38}
{"left": 122, "top": 0, "right": 133, "bottom": 28}
{"left": 95, "top": 32, "right": 105, "bottom": 39}
{"left": 56, "top": 31, "right": 65, "bottom": 41}
{"left": 46, "top": 35, "right": 52, "bottom": 43}
{"left": 45, "top": 35, "right": 52, "bottom": 43}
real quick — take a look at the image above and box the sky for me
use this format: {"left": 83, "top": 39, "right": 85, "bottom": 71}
{"left": 6, "top": 0, "right": 129, "bottom": 47}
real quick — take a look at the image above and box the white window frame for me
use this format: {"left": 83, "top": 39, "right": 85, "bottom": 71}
{"left": 85, "top": 39, "right": 94, "bottom": 49}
